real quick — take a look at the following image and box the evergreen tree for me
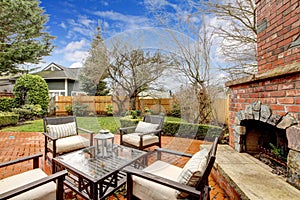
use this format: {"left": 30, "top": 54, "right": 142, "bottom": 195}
{"left": 79, "top": 24, "right": 109, "bottom": 96}
{"left": 0, "top": 0, "right": 55, "bottom": 75}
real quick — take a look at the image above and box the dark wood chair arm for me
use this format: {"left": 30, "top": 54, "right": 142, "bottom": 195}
{"left": 42, "top": 132, "right": 58, "bottom": 140}
{"left": 155, "top": 148, "right": 193, "bottom": 158}
{"left": 78, "top": 127, "right": 94, "bottom": 146}
{"left": 0, "top": 153, "right": 43, "bottom": 169}
{"left": 0, "top": 170, "right": 68, "bottom": 200}
{"left": 119, "top": 126, "right": 137, "bottom": 134}
{"left": 123, "top": 166, "right": 203, "bottom": 198}
{"left": 78, "top": 127, "right": 94, "bottom": 134}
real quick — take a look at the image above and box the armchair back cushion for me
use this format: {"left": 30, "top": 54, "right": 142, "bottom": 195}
{"left": 176, "top": 148, "right": 209, "bottom": 198}
{"left": 135, "top": 121, "right": 159, "bottom": 133}
{"left": 48, "top": 122, "right": 77, "bottom": 138}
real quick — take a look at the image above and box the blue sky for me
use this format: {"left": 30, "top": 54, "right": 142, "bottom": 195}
{"left": 39, "top": 0, "right": 194, "bottom": 69}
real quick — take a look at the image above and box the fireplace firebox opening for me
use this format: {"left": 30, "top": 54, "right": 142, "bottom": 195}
{"left": 241, "top": 119, "right": 289, "bottom": 163}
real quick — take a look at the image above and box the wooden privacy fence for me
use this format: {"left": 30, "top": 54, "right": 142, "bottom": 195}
{"left": 54, "top": 96, "right": 174, "bottom": 116}
{"left": 54, "top": 96, "right": 228, "bottom": 124}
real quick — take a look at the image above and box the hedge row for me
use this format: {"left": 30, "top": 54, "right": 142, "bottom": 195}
{"left": 119, "top": 117, "right": 223, "bottom": 140}
{"left": 0, "top": 112, "right": 19, "bottom": 127}
{"left": 0, "top": 97, "right": 15, "bottom": 112}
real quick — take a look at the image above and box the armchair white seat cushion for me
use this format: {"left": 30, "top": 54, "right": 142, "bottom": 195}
{"left": 132, "top": 149, "right": 210, "bottom": 200}
{"left": 132, "top": 160, "right": 182, "bottom": 200}
{"left": 48, "top": 135, "right": 90, "bottom": 154}
{"left": 0, "top": 168, "right": 56, "bottom": 200}
{"left": 122, "top": 121, "right": 160, "bottom": 147}
{"left": 123, "top": 133, "right": 159, "bottom": 147}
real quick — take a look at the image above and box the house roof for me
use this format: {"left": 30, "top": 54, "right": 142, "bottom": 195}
{"left": 32, "top": 62, "right": 80, "bottom": 80}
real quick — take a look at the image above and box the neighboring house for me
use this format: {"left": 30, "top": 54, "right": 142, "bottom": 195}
{"left": 0, "top": 76, "right": 14, "bottom": 93}
{"left": 0, "top": 73, "right": 23, "bottom": 93}
{"left": 32, "top": 62, "right": 82, "bottom": 97}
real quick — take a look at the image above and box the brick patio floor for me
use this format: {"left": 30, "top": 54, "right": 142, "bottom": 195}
{"left": 0, "top": 132, "right": 229, "bottom": 200}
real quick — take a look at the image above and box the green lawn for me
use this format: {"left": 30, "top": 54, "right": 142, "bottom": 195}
{"left": 0, "top": 116, "right": 180, "bottom": 134}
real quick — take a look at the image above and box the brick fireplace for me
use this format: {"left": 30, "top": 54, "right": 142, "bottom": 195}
{"left": 226, "top": 0, "right": 300, "bottom": 189}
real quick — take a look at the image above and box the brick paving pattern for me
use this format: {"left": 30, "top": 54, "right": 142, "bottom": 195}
{"left": 0, "top": 132, "right": 228, "bottom": 200}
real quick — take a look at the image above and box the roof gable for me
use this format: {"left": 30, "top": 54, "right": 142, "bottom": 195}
{"left": 43, "top": 62, "right": 64, "bottom": 71}
{"left": 32, "top": 62, "right": 81, "bottom": 80}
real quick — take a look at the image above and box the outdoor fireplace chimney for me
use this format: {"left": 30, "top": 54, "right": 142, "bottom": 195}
{"left": 226, "top": 0, "right": 300, "bottom": 189}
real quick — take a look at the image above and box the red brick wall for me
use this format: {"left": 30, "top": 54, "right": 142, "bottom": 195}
{"left": 228, "top": 73, "right": 300, "bottom": 147}
{"left": 256, "top": 0, "right": 300, "bottom": 73}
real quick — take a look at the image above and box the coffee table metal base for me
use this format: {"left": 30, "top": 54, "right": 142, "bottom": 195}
{"left": 62, "top": 170, "right": 126, "bottom": 200}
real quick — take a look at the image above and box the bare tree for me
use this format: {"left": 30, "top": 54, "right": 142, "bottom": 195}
{"left": 144, "top": 1, "right": 217, "bottom": 123}
{"left": 107, "top": 44, "right": 171, "bottom": 112}
{"left": 199, "top": 0, "right": 257, "bottom": 79}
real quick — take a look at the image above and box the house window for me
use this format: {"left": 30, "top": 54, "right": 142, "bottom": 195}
{"left": 49, "top": 90, "right": 66, "bottom": 97}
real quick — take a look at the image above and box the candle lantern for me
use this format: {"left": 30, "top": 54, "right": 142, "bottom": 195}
{"left": 94, "top": 130, "right": 114, "bottom": 158}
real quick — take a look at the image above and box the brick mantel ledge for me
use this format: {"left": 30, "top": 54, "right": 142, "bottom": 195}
{"left": 225, "top": 62, "right": 300, "bottom": 87}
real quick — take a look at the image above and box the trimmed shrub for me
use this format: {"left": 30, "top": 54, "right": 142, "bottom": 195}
{"left": 12, "top": 104, "right": 43, "bottom": 121}
{"left": 169, "top": 103, "right": 181, "bottom": 117}
{"left": 13, "top": 74, "right": 49, "bottom": 114}
{"left": 65, "top": 104, "right": 73, "bottom": 115}
{"left": 163, "top": 121, "right": 223, "bottom": 140}
{"left": 119, "top": 117, "right": 223, "bottom": 140}
{"left": 0, "top": 112, "right": 19, "bottom": 127}
{"left": 0, "top": 97, "right": 15, "bottom": 112}
{"left": 119, "top": 116, "right": 140, "bottom": 128}
{"left": 72, "top": 102, "right": 88, "bottom": 116}
{"left": 105, "top": 104, "right": 113, "bottom": 116}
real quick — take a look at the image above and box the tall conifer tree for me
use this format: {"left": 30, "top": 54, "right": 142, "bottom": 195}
{"left": 0, "top": 0, "right": 55, "bottom": 74}
{"left": 79, "top": 23, "right": 109, "bottom": 96}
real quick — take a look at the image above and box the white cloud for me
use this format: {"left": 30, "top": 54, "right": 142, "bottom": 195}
{"left": 65, "top": 39, "right": 87, "bottom": 52}
{"left": 69, "top": 62, "right": 83, "bottom": 68}
{"left": 144, "top": 0, "right": 177, "bottom": 10}
{"left": 101, "top": 1, "right": 109, "bottom": 6}
{"left": 53, "top": 39, "right": 89, "bottom": 65}
{"left": 65, "top": 50, "right": 88, "bottom": 62}
{"left": 93, "top": 11, "right": 151, "bottom": 30}
{"left": 66, "top": 17, "right": 97, "bottom": 39}
{"left": 94, "top": 11, "right": 148, "bottom": 24}
{"left": 78, "top": 15, "right": 94, "bottom": 27}
{"left": 103, "top": 21, "right": 109, "bottom": 29}
{"left": 59, "top": 22, "right": 66, "bottom": 29}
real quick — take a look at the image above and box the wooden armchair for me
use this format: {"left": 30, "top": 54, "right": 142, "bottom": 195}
{"left": 119, "top": 115, "right": 164, "bottom": 150}
{"left": 123, "top": 137, "right": 219, "bottom": 200}
{"left": 43, "top": 116, "right": 94, "bottom": 162}
{"left": 0, "top": 153, "right": 67, "bottom": 200}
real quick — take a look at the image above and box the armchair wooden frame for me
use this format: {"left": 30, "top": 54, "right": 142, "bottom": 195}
{"left": 43, "top": 116, "right": 94, "bottom": 162}
{"left": 123, "top": 137, "right": 219, "bottom": 200}
{"left": 0, "top": 153, "right": 67, "bottom": 200}
{"left": 119, "top": 115, "right": 164, "bottom": 150}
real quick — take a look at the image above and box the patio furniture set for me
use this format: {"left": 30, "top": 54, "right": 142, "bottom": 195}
{"left": 0, "top": 115, "right": 218, "bottom": 200}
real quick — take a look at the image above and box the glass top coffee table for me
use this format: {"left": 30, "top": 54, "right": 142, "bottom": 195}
{"left": 53, "top": 144, "right": 147, "bottom": 200}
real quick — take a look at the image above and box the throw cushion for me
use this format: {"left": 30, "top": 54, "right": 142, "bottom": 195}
{"left": 135, "top": 121, "right": 159, "bottom": 133}
{"left": 47, "top": 122, "right": 77, "bottom": 138}
{"left": 176, "top": 148, "right": 209, "bottom": 198}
